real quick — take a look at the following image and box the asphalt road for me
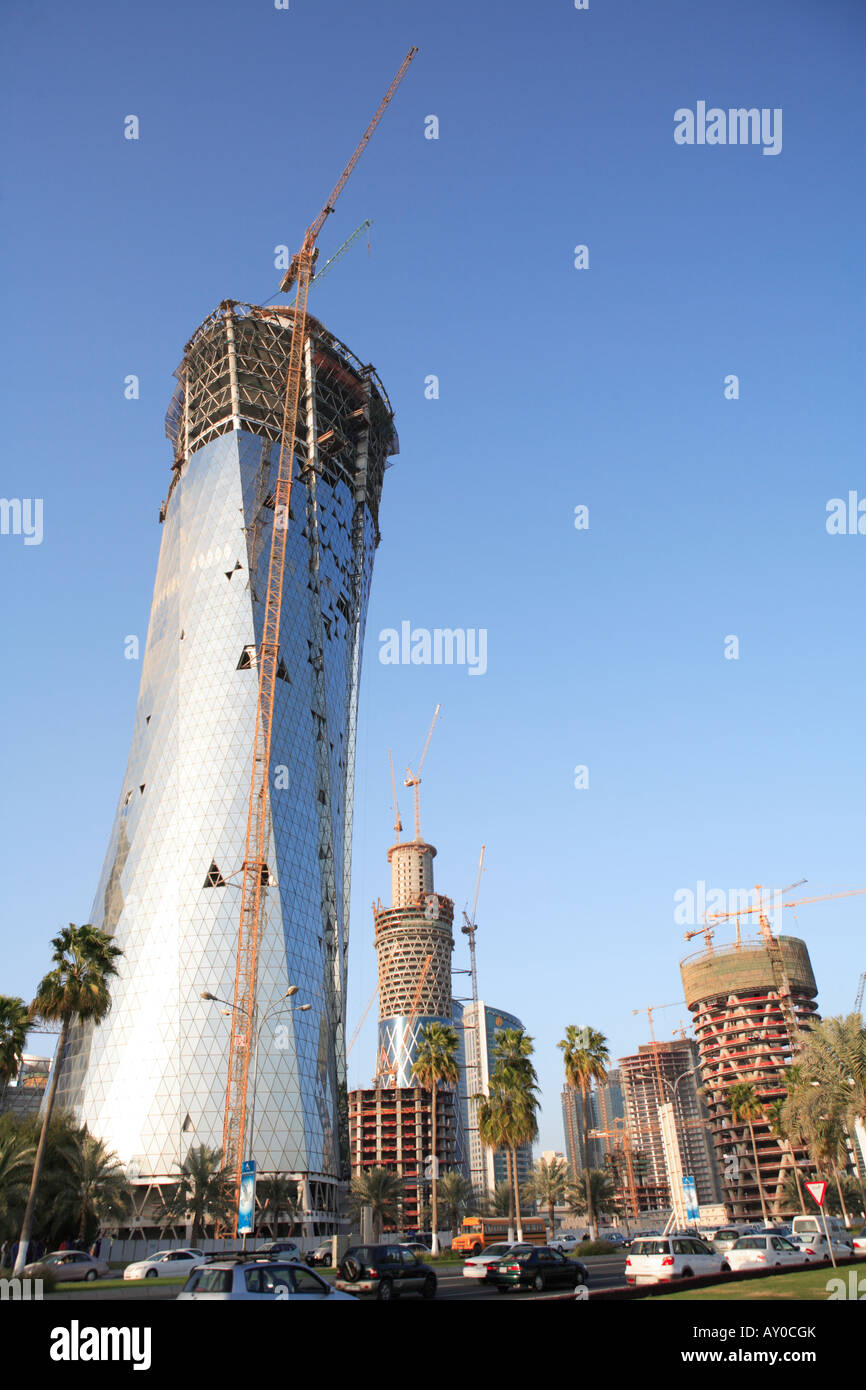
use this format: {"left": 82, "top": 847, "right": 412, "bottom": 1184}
{"left": 47, "top": 1256, "right": 629, "bottom": 1302}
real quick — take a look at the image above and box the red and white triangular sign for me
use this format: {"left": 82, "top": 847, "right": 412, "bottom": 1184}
{"left": 805, "top": 1180, "right": 827, "bottom": 1207}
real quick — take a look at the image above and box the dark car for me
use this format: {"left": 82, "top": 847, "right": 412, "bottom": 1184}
{"left": 488, "top": 1246, "right": 589, "bottom": 1294}
{"left": 334, "top": 1244, "right": 437, "bottom": 1300}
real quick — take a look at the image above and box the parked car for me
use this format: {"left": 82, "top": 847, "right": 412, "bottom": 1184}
{"left": 549, "top": 1233, "right": 582, "bottom": 1253}
{"left": 178, "top": 1257, "right": 354, "bottom": 1301}
{"left": 462, "top": 1242, "right": 534, "bottom": 1278}
{"left": 598, "top": 1230, "right": 630, "bottom": 1247}
{"left": 852, "top": 1226, "right": 866, "bottom": 1258}
{"left": 625, "top": 1235, "right": 730, "bottom": 1285}
{"left": 334, "top": 1244, "right": 437, "bottom": 1300}
{"left": 726, "top": 1232, "right": 815, "bottom": 1272}
{"left": 306, "top": 1242, "right": 335, "bottom": 1267}
{"left": 399, "top": 1241, "right": 434, "bottom": 1257}
{"left": 123, "top": 1249, "right": 205, "bottom": 1280}
{"left": 22, "top": 1250, "right": 110, "bottom": 1282}
{"left": 487, "top": 1246, "right": 589, "bottom": 1294}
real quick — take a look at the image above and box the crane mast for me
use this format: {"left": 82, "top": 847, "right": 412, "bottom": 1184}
{"left": 221, "top": 46, "right": 418, "bottom": 1231}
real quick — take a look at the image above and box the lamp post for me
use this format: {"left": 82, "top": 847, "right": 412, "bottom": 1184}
{"left": 202, "top": 987, "right": 311, "bottom": 1238}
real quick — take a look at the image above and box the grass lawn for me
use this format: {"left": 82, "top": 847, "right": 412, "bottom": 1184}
{"left": 653, "top": 1268, "right": 844, "bottom": 1301}
{"left": 53, "top": 1276, "right": 188, "bottom": 1292}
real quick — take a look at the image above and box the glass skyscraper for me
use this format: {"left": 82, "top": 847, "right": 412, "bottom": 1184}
{"left": 55, "top": 302, "right": 397, "bottom": 1228}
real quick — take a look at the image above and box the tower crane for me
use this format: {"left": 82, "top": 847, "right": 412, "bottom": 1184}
{"left": 403, "top": 704, "right": 440, "bottom": 841}
{"left": 856, "top": 972, "right": 866, "bottom": 1015}
{"left": 311, "top": 220, "right": 372, "bottom": 287}
{"left": 221, "top": 46, "right": 418, "bottom": 1232}
{"left": 461, "top": 844, "right": 486, "bottom": 1007}
{"left": 388, "top": 749, "right": 403, "bottom": 842}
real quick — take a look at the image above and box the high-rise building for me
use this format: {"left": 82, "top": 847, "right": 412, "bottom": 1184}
{"left": 619, "top": 1039, "right": 722, "bottom": 1211}
{"left": 681, "top": 935, "right": 818, "bottom": 1221}
{"left": 456, "top": 1001, "right": 534, "bottom": 1198}
{"left": 54, "top": 301, "right": 397, "bottom": 1233}
{"left": 562, "top": 1068, "right": 626, "bottom": 1175}
{"left": 373, "top": 835, "right": 455, "bottom": 1086}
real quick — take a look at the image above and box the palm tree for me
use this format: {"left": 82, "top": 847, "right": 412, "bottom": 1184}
{"left": 14, "top": 924, "right": 123, "bottom": 1274}
{"left": 411, "top": 1022, "right": 459, "bottom": 1255}
{"left": 728, "top": 1082, "right": 770, "bottom": 1226}
{"left": 489, "top": 1029, "right": 539, "bottom": 1241}
{"left": 525, "top": 1154, "right": 572, "bottom": 1241}
{"left": 256, "top": 1176, "right": 301, "bottom": 1237}
{"left": 349, "top": 1167, "right": 403, "bottom": 1241}
{"left": 436, "top": 1170, "right": 474, "bottom": 1239}
{"left": 52, "top": 1128, "right": 132, "bottom": 1245}
{"left": 567, "top": 1169, "right": 616, "bottom": 1231}
{"left": 557, "top": 1025, "right": 609, "bottom": 1239}
{"left": 793, "top": 1014, "right": 866, "bottom": 1209}
{"left": 475, "top": 1092, "right": 515, "bottom": 1237}
{"left": 766, "top": 1094, "right": 807, "bottom": 1215}
{"left": 163, "top": 1145, "right": 231, "bottom": 1239}
{"left": 0, "top": 1127, "right": 35, "bottom": 1245}
{"left": 0, "top": 996, "right": 31, "bottom": 1104}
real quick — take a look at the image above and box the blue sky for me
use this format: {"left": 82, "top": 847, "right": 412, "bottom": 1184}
{"left": 2, "top": 0, "right": 864, "bottom": 1152}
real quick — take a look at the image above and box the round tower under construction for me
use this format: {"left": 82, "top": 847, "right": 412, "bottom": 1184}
{"left": 681, "top": 935, "right": 819, "bottom": 1221}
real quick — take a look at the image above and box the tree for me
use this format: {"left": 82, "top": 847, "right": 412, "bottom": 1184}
{"left": 791, "top": 1015, "right": 866, "bottom": 1209}
{"left": 436, "top": 1170, "right": 474, "bottom": 1238}
{"left": 0, "top": 1126, "right": 35, "bottom": 1245}
{"left": 256, "top": 1176, "right": 301, "bottom": 1237}
{"left": 728, "top": 1082, "right": 770, "bottom": 1226}
{"left": 488, "top": 1029, "right": 539, "bottom": 1241}
{"left": 14, "top": 924, "right": 123, "bottom": 1275}
{"left": 162, "top": 1145, "right": 231, "bottom": 1239}
{"left": 558, "top": 1025, "right": 609, "bottom": 1239}
{"left": 411, "top": 1022, "right": 459, "bottom": 1254}
{"left": 765, "top": 1093, "right": 806, "bottom": 1215}
{"left": 0, "top": 996, "right": 31, "bottom": 1103}
{"left": 567, "top": 1168, "right": 616, "bottom": 1230}
{"left": 348, "top": 1168, "right": 403, "bottom": 1241}
{"left": 525, "top": 1154, "right": 572, "bottom": 1241}
{"left": 51, "top": 1128, "right": 132, "bottom": 1245}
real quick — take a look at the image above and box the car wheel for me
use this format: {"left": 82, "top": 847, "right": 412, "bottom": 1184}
{"left": 85, "top": 1269, "right": 97, "bottom": 1282}
{"left": 422, "top": 1275, "right": 436, "bottom": 1300}
{"left": 145, "top": 1269, "right": 158, "bottom": 1279}
{"left": 532, "top": 1273, "right": 545, "bottom": 1292}
{"left": 720, "top": 1263, "right": 731, "bottom": 1273}
{"left": 376, "top": 1279, "right": 394, "bottom": 1301}
{"left": 681, "top": 1267, "right": 694, "bottom": 1279}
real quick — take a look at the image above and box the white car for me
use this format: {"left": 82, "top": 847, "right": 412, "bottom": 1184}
{"left": 178, "top": 1258, "right": 356, "bottom": 1300}
{"left": 550, "top": 1233, "right": 582, "bottom": 1254}
{"left": 625, "top": 1235, "right": 730, "bottom": 1285}
{"left": 462, "top": 1242, "right": 533, "bottom": 1278}
{"left": 790, "top": 1216, "right": 854, "bottom": 1260}
{"left": 852, "top": 1226, "right": 866, "bottom": 1258}
{"left": 124, "top": 1248, "right": 205, "bottom": 1280}
{"left": 726, "top": 1232, "right": 815, "bottom": 1272}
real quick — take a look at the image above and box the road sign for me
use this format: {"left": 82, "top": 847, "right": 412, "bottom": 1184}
{"left": 805, "top": 1180, "right": 827, "bottom": 1207}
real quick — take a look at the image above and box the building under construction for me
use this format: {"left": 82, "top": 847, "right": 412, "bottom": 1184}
{"left": 619, "top": 1040, "right": 722, "bottom": 1212}
{"left": 681, "top": 935, "right": 818, "bottom": 1221}
{"left": 53, "top": 301, "right": 398, "bottom": 1234}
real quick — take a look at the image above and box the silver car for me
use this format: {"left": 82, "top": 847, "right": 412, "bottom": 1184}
{"left": 23, "top": 1250, "right": 110, "bottom": 1282}
{"left": 178, "top": 1258, "right": 356, "bottom": 1301}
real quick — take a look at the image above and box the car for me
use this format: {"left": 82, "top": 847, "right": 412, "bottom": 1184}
{"left": 334, "top": 1244, "right": 437, "bottom": 1300}
{"left": 306, "top": 1242, "right": 335, "bottom": 1267}
{"left": 462, "top": 1242, "right": 534, "bottom": 1278}
{"left": 549, "top": 1233, "right": 582, "bottom": 1253}
{"left": 22, "top": 1250, "right": 110, "bottom": 1282}
{"left": 254, "top": 1240, "right": 302, "bottom": 1260}
{"left": 399, "top": 1241, "right": 434, "bottom": 1257}
{"left": 710, "top": 1225, "right": 761, "bottom": 1253}
{"left": 790, "top": 1215, "right": 854, "bottom": 1260}
{"left": 625, "top": 1235, "right": 730, "bottom": 1285}
{"left": 598, "top": 1230, "right": 630, "bottom": 1247}
{"left": 123, "top": 1248, "right": 205, "bottom": 1280}
{"left": 726, "top": 1232, "right": 815, "bottom": 1272}
{"left": 852, "top": 1226, "right": 866, "bottom": 1258}
{"left": 487, "top": 1246, "right": 589, "bottom": 1294}
{"left": 178, "top": 1257, "right": 355, "bottom": 1300}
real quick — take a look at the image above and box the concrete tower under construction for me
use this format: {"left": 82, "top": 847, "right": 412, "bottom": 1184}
{"left": 681, "top": 935, "right": 819, "bottom": 1221}
{"left": 53, "top": 301, "right": 397, "bottom": 1232}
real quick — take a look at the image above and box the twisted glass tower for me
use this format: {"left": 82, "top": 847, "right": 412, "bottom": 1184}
{"left": 56, "top": 302, "right": 397, "bottom": 1227}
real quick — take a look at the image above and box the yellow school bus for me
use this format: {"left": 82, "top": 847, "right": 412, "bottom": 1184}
{"left": 452, "top": 1215, "right": 548, "bottom": 1255}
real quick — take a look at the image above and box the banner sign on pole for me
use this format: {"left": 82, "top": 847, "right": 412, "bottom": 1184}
{"left": 682, "top": 1175, "right": 700, "bottom": 1222}
{"left": 238, "top": 1159, "right": 257, "bottom": 1235}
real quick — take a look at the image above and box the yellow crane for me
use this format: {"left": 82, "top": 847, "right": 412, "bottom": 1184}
{"left": 221, "top": 46, "right": 418, "bottom": 1231}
